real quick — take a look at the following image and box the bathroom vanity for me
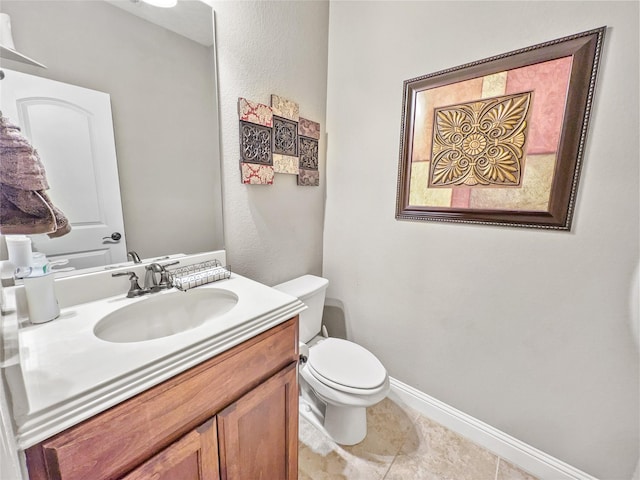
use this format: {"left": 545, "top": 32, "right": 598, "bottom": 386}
{"left": 25, "top": 318, "right": 299, "bottom": 480}
{"left": 1, "top": 251, "right": 305, "bottom": 479}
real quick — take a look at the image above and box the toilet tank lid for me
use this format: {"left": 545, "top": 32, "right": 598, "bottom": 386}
{"left": 273, "top": 275, "right": 328, "bottom": 299}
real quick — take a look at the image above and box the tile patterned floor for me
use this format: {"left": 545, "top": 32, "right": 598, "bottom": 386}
{"left": 299, "top": 397, "right": 539, "bottom": 480}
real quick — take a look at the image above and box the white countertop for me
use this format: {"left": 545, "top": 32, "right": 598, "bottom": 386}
{"left": 2, "top": 263, "right": 305, "bottom": 449}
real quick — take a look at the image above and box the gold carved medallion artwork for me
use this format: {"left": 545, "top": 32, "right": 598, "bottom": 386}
{"left": 429, "top": 92, "right": 532, "bottom": 187}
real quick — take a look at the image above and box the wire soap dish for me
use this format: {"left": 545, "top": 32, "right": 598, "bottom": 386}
{"left": 167, "top": 260, "right": 231, "bottom": 291}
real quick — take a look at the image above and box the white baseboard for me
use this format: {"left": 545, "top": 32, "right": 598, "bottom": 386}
{"left": 388, "top": 377, "right": 599, "bottom": 480}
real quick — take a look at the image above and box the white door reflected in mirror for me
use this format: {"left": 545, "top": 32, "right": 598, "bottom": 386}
{"left": 0, "top": 68, "right": 127, "bottom": 269}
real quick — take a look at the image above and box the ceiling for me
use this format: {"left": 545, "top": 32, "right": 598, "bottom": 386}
{"left": 105, "top": 0, "right": 213, "bottom": 47}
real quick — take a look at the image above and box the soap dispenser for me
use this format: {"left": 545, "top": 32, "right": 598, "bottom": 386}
{"left": 16, "top": 254, "right": 63, "bottom": 324}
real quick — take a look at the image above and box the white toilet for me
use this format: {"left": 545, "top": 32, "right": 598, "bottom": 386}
{"left": 274, "top": 275, "right": 389, "bottom": 445}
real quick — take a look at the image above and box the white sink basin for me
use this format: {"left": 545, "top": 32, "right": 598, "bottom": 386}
{"left": 93, "top": 288, "right": 239, "bottom": 343}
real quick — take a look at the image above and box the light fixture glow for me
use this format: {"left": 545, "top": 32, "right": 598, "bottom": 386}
{"left": 141, "top": 0, "right": 177, "bottom": 8}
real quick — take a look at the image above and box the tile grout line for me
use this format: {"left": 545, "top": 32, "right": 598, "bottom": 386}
{"left": 495, "top": 457, "right": 501, "bottom": 480}
{"left": 380, "top": 431, "right": 407, "bottom": 479}
{"left": 381, "top": 453, "right": 398, "bottom": 480}
{"left": 381, "top": 411, "right": 418, "bottom": 480}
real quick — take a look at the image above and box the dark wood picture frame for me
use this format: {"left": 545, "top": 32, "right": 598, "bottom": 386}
{"left": 396, "top": 27, "right": 606, "bottom": 230}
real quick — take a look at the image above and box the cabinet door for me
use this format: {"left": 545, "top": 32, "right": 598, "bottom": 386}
{"left": 217, "top": 362, "right": 298, "bottom": 480}
{"left": 121, "top": 418, "right": 220, "bottom": 480}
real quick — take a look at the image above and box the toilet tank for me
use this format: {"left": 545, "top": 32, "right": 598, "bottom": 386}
{"left": 273, "top": 275, "right": 329, "bottom": 343}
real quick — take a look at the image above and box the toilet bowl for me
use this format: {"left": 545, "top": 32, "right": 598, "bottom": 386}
{"left": 274, "top": 275, "right": 390, "bottom": 445}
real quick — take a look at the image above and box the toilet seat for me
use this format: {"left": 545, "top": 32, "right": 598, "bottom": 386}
{"left": 307, "top": 338, "right": 387, "bottom": 394}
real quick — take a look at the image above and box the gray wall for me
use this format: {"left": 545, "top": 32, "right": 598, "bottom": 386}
{"left": 212, "top": 0, "right": 329, "bottom": 285}
{"left": 323, "top": 1, "right": 639, "bottom": 479}
{"left": 1, "top": 1, "right": 223, "bottom": 259}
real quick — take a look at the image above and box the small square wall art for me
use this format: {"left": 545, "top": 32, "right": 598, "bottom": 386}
{"left": 273, "top": 116, "right": 298, "bottom": 156}
{"left": 241, "top": 162, "right": 274, "bottom": 185}
{"left": 238, "top": 97, "right": 273, "bottom": 127}
{"left": 237, "top": 95, "right": 320, "bottom": 186}
{"left": 298, "top": 135, "right": 319, "bottom": 186}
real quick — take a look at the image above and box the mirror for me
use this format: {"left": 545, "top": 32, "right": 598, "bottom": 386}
{"left": 0, "top": 0, "right": 224, "bottom": 272}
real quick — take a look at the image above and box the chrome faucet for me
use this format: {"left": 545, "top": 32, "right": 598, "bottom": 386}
{"left": 127, "top": 251, "right": 142, "bottom": 264}
{"left": 144, "top": 261, "right": 179, "bottom": 293}
{"left": 112, "top": 261, "right": 180, "bottom": 297}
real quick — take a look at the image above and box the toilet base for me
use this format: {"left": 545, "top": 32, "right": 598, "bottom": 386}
{"left": 299, "top": 381, "right": 369, "bottom": 446}
{"left": 299, "top": 395, "right": 326, "bottom": 431}
{"left": 324, "top": 404, "right": 366, "bottom": 445}
{"left": 298, "top": 395, "right": 367, "bottom": 446}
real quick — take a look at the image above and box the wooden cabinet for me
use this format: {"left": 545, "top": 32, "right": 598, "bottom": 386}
{"left": 25, "top": 317, "right": 299, "bottom": 480}
{"left": 122, "top": 418, "right": 219, "bottom": 480}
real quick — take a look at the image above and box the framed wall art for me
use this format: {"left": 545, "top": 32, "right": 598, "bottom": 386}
{"left": 395, "top": 27, "right": 606, "bottom": 230}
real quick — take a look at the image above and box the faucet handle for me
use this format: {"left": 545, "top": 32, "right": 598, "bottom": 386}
{"left": 112, "top": 271, "right": 146, "bottom": 298}
{"left": 157, "top": 261, "right": 179, "bottom": 289}
{"left": 144, "top": 263, "right": 162, "bottom": 292}
{"left": 143, "top": 261, "right": 179, "bottom": 292}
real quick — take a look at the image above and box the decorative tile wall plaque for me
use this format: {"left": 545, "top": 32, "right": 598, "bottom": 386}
{"left": 273, "top": 154, "right": 300, "bottom": 174}
{"left": 395, "top": 27, "right": 605, "bottom": 230}
{"left": 238, "top": 97, "right": 273, "bottom": 127}
{"left": 240, "top": 121, "right": 272, "bottom": 165}
{"left": 299, "top": 137, "right": 319, "bottom": 170}
{"left": 273, "top": 116, "right": 298, "bottom": 156}
{"left": 241, "top": 163, "right": 274, "bottom": 185}
{"left": 271, "top": 94, "right": 299, "bottom": 121}
{"left": 299, "top": 118, "right": 320, "bottom": 140}
{"left": 298, "top": 168, "right": 320, "bottom": 186}
{"left": 238, "top": 94, "right": 320, "bottom": 186}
